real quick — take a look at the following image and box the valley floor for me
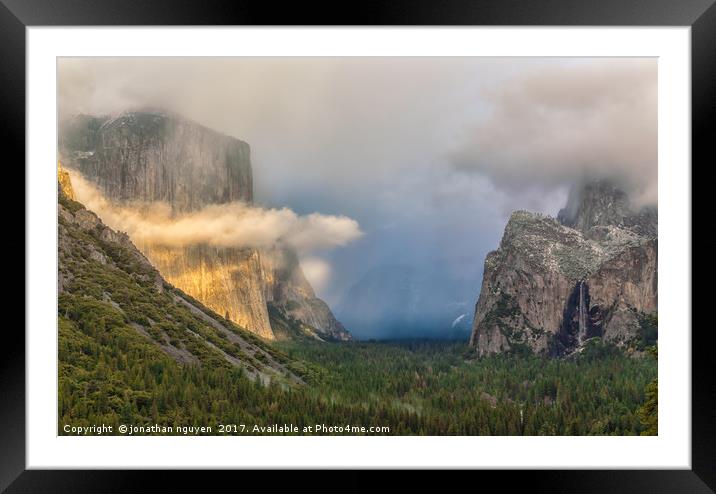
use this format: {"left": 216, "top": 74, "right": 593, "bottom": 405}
{"left": 276, "top": 340, "right": 656, "bottom": 435}
{"left": 59, "top": 329, "right": 656, "bottom": 435}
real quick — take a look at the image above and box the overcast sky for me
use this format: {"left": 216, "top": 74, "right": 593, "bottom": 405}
{"left": 58, "top": 57, "right": 657, "bottom": 334}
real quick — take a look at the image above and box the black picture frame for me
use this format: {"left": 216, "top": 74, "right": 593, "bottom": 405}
{"left": 4, "top": 0, "right": 712, "bottom": 491}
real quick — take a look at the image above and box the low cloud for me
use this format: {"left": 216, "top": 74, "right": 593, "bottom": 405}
{"left": 69, "top": 171, "right": 363, "bottom": 252}
{"left": 58, "top": 58, "right": 658, "bottom": 328}
{"left": 299, "top": 257, "right": 332, "bottom": 292}
{"left": 451, "top": 59, "right": 657, "bottom": 205}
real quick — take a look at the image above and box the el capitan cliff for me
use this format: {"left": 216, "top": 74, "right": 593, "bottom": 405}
{"left": 59, "top": 110, "right": 349, "bottom": 341}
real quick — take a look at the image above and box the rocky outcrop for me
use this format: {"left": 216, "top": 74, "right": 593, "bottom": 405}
{"left": 558, "top": 180, "right": 657, "bottom": 238}
{"left": 470, "top": 180, "right": 657, "bottom": 357}
{"left": 262, "top": 247, "right": 351, "bottom": 341}
{"left": 59, "top": 110, "right": 349, "bottom": 341}
{"left": 57, "top": 161, "right": 75, "bottom": 200}
{"left": 58, "top": 180, "right": 165, "bottom": 298}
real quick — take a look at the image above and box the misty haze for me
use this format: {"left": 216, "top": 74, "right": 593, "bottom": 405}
{"left": 57, "top": 57, "right": 658, "bottom": 436}
{"left": 58, "top": 57, "right": 656, "bottom": 340}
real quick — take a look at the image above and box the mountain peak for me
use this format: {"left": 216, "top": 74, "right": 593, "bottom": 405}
{"left": 557, "top": 179, "right": 657, "bottom": 238}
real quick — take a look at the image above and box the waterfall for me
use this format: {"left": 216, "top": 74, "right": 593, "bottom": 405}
{"left": 578, "top": 281, "right": 587, "bottom": 345}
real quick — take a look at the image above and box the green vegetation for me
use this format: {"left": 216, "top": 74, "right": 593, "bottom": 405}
{"left": 58, "top": 198, "right": 659, "bottom": 436}
{"left": 59, "top": 313, "right": 657, "bottom": 435}
{"left": 637, "top": 346, "right": 658, "bottom": 435}
{"left": 58, "top": 199, "right": 307, "bottom": 434}
{"left": 58, "top": 190, "right": 85, "bottom": 213}
{"left": 277, "top": 340, "right": 656, "bottom": 435}
{"left": 637, "top": 313, "right": 659, "bottom": 350}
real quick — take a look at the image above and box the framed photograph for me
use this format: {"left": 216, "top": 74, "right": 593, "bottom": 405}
{"left": 7, "top": 0, "right": 712, "bottom": 490}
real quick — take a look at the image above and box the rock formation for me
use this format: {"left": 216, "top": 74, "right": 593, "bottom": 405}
{"left": 470, "top": 180, "right": 657, "bottom": 356}
{"left": 262, "top": 247, "right": 351, "bottom": 341}
{"left": 557, "top": 180, "right": 658, "bottom": 238}
{"left": 59, "top": 110, "right": 349, "bottom": 341}
{"left": 57, "top": 161, "right": 75, "bottom": 200}
{"left": 59, "top": 110, "right": 253, "bottom": 210}
{"left": 140, "top": 243, "right": 275, "bottom": 339}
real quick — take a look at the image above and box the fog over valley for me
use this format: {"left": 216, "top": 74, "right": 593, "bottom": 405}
{"left": 58, "top": 57, "right": 657, "bottom": 339}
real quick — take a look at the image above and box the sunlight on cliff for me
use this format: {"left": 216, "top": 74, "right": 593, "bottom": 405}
{"left": 66, "top": 168, "right": 360, "bottom": 339}
{"left": 68, "top": 169, "right": 363, "bottom": 252}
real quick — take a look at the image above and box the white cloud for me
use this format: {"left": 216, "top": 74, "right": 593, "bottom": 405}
{"left": 69, "top": 170, "right": 363, "bottom": 252}
{"left": 299, "top": 257, "right": 332, "bottom": 292}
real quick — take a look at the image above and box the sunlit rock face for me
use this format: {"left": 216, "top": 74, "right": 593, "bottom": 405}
{"left": 470, "top": 180, "right": 657, "bottom": 357}
{"left": 141, "top": 244, "right": 274, "bottom": 339}
{"left": 57, "top": 161, "right": 75, "bottom": 200}
{"left": 59, "top": 110, "right": 349, "bottom": 341}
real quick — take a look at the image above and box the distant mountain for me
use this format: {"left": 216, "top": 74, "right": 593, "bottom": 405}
{"left": 337, "top": 264, "right": 474, "bottom": 340}
{"left": 59, "top": 110, "right": 349, "bottom": 341}
{"left": 470, "top": 179, "right": 657, "bottom": 357}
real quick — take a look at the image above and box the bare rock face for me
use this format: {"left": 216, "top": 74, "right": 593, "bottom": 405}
{"left": 59, "top": 110, "right": 253, "bottom": 210}
{"left": 140, "top": 244, "right": 275, "bottom": 340}
{"left": 59, "top": 110, "right": 348, "bottom": 341}
{"left": 262, "top": 247, "right": 351, "bottom": 341}
{"left": 558, "top": 179, "right": 657, "bottom": 238}
{"left": 470, "top": 180, "right": 657, "bottom": 357}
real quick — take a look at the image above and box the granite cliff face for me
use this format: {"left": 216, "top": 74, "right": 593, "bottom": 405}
{"left": 59, "top": 110, "right": 349, "bottom": 341}
{"left": 139, "top": 244, "right": 275, "bottom": 339}
{"left": 470, "top": 180, "right": 657, "bottom": 356}
{"left": 59, "top": 110, "right": 253, "bottom": 210}
{"left": 262, "top": 247, "right": 351, "bottom": 341}
{"left": 557, "top": 180, "right": 658, "bottom": 238}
